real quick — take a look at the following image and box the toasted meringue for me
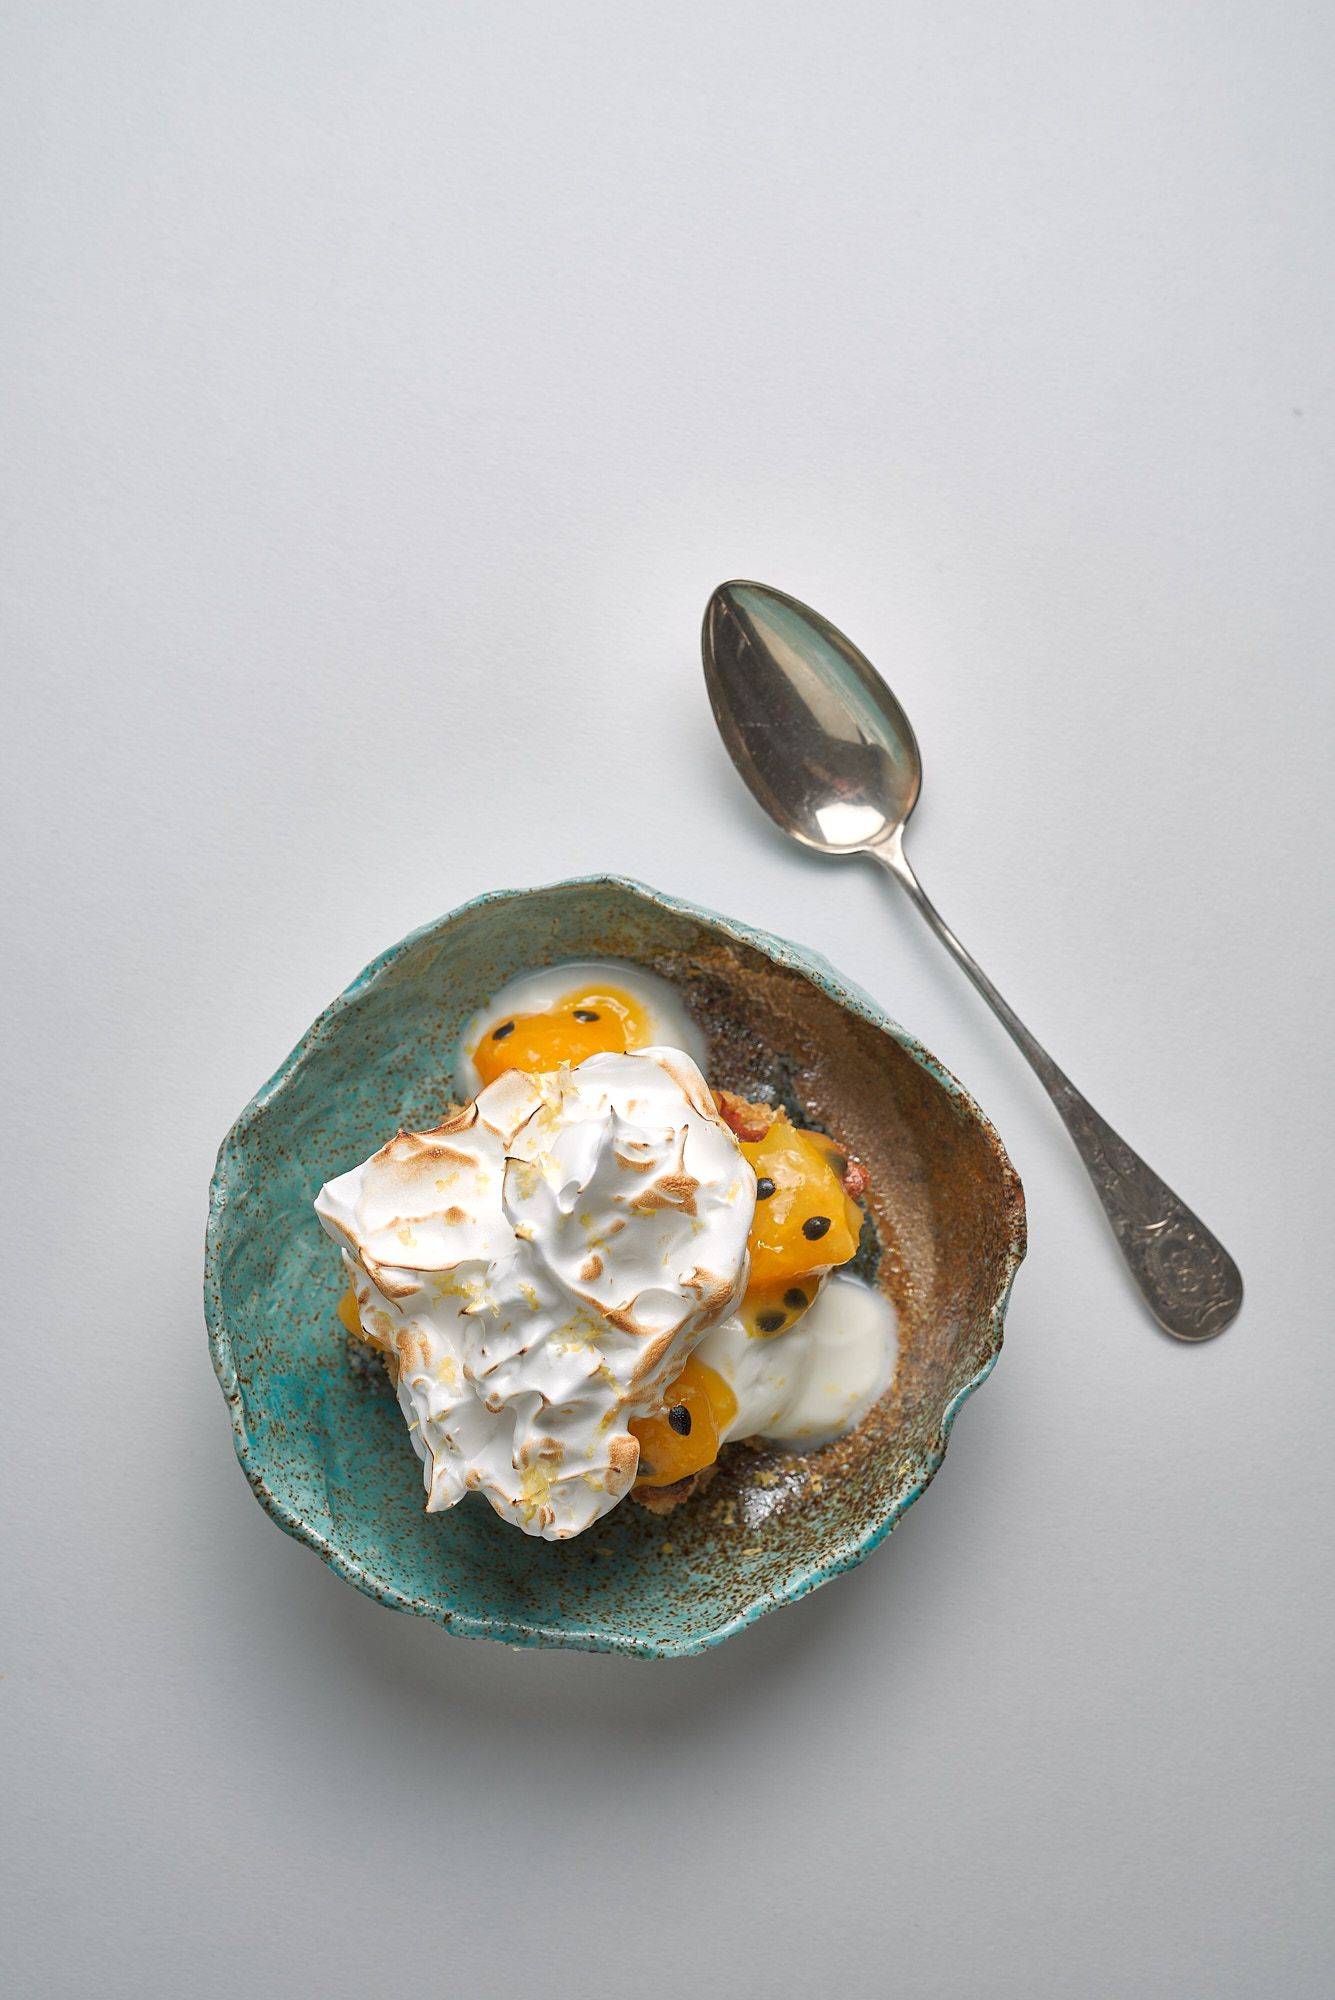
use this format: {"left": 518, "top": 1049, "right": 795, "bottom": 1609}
{"left": 316, "top": 1049, "right": 755, "bottom": 1539}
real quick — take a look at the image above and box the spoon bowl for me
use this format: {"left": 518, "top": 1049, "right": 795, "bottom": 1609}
{"left": 704, "top": 582, "right": 920, "bottom": 852}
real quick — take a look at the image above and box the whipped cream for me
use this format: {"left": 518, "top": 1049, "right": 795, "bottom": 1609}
{"left": 316, "top": 1049, "right": 755, "bottom": 1539}
{"left": 698, "top": 1272, "right": 898, "bottom": 1449}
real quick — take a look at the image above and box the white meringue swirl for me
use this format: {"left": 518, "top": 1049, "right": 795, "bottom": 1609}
{"left": 315, "top": 1049, "right": 755, "bottom": 1539}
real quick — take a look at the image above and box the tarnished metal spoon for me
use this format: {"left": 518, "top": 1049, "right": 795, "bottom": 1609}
{"left": 702, "top": 579, "right": 1242, "bottom": 1341}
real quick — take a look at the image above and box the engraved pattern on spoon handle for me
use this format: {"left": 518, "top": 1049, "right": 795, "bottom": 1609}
{"left": 870, "top": 836, "right": 1242, "bottom": 1340}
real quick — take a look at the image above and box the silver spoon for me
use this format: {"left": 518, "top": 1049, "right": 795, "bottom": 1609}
{"left": 702, "top": 578, "right": 1242, "bottom": 1341}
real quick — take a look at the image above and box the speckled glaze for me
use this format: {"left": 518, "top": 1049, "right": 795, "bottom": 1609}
{"left": 206, "top": 877, "right": 1025, "bottom": 1656}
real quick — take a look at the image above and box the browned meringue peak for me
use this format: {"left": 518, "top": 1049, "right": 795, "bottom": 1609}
{"left": 315, "top": 1048, "right": 756, "bottom": 1539}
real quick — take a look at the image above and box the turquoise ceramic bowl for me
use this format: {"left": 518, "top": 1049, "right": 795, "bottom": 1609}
{"left": 206, "top": 877, "right": 1025, "bottom": 1656}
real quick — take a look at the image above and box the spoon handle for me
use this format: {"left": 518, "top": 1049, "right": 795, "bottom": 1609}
{"left": 870, "top": 833, "right": 1242, "bottom": 1340}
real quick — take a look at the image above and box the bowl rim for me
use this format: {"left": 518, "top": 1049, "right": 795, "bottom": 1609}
{"left": 205, "top": 873, "right": 1026, "bottom": 1658}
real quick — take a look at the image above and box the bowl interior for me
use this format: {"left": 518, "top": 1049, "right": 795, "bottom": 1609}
{"left": 207, "top": 877, "right": 1024, "bottom": 1655}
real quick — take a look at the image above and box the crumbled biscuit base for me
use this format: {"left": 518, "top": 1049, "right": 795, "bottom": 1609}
{"left": 630, "top": 1460, "right": 721, "bottom": 1515}
{"left": 713, "top": 1088, "right": 780, "bottom": 1143}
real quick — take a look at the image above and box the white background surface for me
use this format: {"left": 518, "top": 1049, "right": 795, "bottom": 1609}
{"left": 3, "top": 5, "right": 1332, "bottom": 1995}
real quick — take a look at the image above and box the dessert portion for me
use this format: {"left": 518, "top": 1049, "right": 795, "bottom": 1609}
{"left": 457, "top": 960, "right": 706, "bottom": 1097}
{"left": 631, "top": 1275, "right": 896, "bottom": 1509}
{"left": 627, "top": 1092, "right": 895, "bottom": 1509}
{"left": 317, "top": 959, "right": 898, "bottom": 1539}
{"left": 316, "top": 1050, "right": 752, "bottom": 1538}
